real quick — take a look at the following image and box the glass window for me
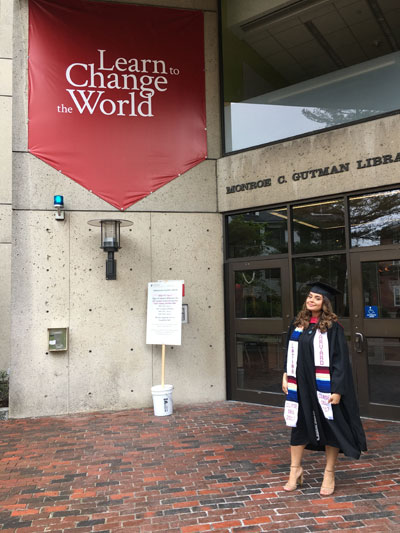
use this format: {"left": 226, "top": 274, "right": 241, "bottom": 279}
{"left": 235, "top": 268, "right": 281, "bottom": 318}
{"left": 367, "top": 338, "right": 400, "bottom": 406}
{"left": 227, "top": 208, "right": 288, "bottom": 258}
{"left": 221, "top": 0, "right": 400, "bottom": 152}
{"left": 395, "top": 285, "right": 400, "bottom": 307}
{"left": 349, "top": 189, "right": 400, "bottom": 247}
{"left": 236, "top": 333, "right": 284, "bottom": 393}
{"left": 362, "top": 260, "right": 400, "bottom": 318}
{"left": 293, "top": 255, "right": 348, "bottom": 315}
{"left": 292, "top": 199, "right": 345, "bottom": 253}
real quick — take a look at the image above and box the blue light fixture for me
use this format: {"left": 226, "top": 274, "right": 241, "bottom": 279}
{"left": 54, "top": 195, "right": 65, "bottom": 220}
{"left": 54, "top": 195, "right": 64, "bottom": 207}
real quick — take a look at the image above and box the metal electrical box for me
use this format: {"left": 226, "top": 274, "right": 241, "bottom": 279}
{"left": 48, "top": 328, "right": 69, "bottom": 352}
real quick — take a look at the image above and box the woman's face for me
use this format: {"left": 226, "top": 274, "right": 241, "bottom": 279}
{"left": 306, "top": 291, "right": 323, "bottom": 314}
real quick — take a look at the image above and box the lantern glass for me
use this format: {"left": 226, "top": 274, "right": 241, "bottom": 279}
{"left": 101, "top": 220, "right": 120, "bottom": 251}
{"left": 87, "top": 218, "right": 132, "bottom": 280}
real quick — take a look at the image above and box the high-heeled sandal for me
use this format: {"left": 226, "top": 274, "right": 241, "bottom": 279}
{"left": 320, "top": 469, "right": 335, "bottom": 496}
{"left": 283, "top": 465, "right": 304, "bottom": 491}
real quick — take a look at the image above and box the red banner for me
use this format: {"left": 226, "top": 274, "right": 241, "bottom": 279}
{"left": 28, "top": 0, "right": 207, "bottom": 210}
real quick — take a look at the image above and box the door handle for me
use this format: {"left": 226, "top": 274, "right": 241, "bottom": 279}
{"left": 281, "top": 331, "right": 287, "bottom": 349}
{"left": 355, "top": 332, "right": 364, "bottom": 353}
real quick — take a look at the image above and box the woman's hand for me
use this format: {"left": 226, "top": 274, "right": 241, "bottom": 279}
{"left": 328, "top": 393, "right": 341, "bottom": 405}
{"left": 282, "top": 373, "right": 288, "bottom": 394}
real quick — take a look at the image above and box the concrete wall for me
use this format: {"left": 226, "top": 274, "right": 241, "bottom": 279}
{"left": 218, "top": 114, "right": 400, "bottom": 212}
{"left": 0, "top": 0, "right": 13, "bottom": 373}
{"left": 10, "top": 0, "right": 225, "bottom": 417}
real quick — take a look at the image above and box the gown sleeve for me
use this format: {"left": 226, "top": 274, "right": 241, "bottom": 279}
{"left": 329, "top": 322, "right": 350, "bottom": 396}
{"left": 283, "top": 319, "right": 295, "bottom": 372}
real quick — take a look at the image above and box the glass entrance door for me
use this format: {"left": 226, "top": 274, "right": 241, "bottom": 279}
{"left": 227, "top": 259, "right": 291, "bottom": 405}
{"left": 350, "top": 250, "right": 400, "bottom": 420}
{"left": 225, "top": 187, "right": 400, "bottom": 419}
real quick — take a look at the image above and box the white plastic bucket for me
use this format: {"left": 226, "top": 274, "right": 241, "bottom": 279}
{"left": 151, "top": 384, "right": 174, "bottom": 416}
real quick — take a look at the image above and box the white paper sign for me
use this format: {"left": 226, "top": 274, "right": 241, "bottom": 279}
{"left": 146, "top": 280, "right": 183, "bottom": 346}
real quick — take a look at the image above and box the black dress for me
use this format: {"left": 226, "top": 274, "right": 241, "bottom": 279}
{"left": 285, "top": 321, "right": 367, "bottom": 459}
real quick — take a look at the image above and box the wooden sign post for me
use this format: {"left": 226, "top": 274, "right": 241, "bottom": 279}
{"left": 161, "top": 344, "right": 166, "bottom": 387}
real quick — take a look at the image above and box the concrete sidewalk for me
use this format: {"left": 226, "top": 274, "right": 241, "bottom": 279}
{"left": 0, "top": 402, "right": 399, "bottom": 532}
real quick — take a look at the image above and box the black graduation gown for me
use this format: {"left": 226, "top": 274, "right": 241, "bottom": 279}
{"left": 285, "top": 321, "right": 367, "bottom": 459}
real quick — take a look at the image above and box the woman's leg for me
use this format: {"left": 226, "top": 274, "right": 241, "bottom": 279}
{"left": 284, "top": 444, "right": 306, "bottom": 490}
{"left": 325, "top": 445, "right": 339, "bottom": 470}
{"left": 291, "top": 443, "right": 306, "bottom": 467}
{"left": 320, "top": 445, "right": 339, "bottom": 495}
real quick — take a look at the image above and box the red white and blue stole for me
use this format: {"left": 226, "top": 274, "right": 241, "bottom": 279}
{"left": 313, "top": 329, "right": 334, "bottom": 421}
{"left": 284, "top": 326, "right": 302, "bottom": 427}
{"left": 284, "top": 325, "right": 334, "bottom": 427}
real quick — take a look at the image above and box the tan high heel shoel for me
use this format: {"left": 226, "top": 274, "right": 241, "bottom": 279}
{"left": 320, "top": 469, "right": 335, "bottom": 496}
{"left": 283, "top": 466, "right": 304, "bottom": 491}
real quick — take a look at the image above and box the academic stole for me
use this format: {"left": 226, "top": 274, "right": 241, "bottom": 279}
{"left": 284, "top": 326, "right": 334, "bottom": 427}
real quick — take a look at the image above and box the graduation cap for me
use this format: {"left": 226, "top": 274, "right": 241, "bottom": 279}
{"left": 307, "top": 281, "right": 341, "bottom": 301}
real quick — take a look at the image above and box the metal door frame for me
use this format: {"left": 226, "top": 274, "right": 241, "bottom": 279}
{"left": 349, "top": 248, "right": 400, "bottom": 420}
{"left": 227, "top": 258, "right": 292, "bottom": 406}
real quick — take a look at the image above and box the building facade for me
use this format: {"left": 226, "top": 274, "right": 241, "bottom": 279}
{"left": 1, "top": 0, "right": 399, "bottom": 420}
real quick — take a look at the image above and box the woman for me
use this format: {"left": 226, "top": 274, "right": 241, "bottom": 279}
{"left": 282, "top": 281, "right": 367, "bottom": 496}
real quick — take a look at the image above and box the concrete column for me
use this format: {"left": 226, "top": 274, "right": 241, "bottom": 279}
{"left": 0, "top": 0, "right": 13, "bottom": 372}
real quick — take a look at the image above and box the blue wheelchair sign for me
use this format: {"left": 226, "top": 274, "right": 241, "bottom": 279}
{"left": 365, "top": 305, "right": 378, "bottom": 319}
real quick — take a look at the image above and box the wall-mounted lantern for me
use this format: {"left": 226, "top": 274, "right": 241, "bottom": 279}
{"left": 87, "top": 219, "right": 133, "bottom": 280}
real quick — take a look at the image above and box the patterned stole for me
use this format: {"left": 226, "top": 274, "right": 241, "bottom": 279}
{"left": 284, "top": 324, "right": 334, "bottom": 427}
{"left": 284, "top": 326, "right": 302, "bottom": 427}
{"left": 313, "top": 329, "right": 334, "bottom": 421}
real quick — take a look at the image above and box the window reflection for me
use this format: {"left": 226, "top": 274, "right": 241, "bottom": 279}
{"left": 221, "top": 0, "right": 400, "bottom": 152}
{"left": 235, "top": 269, "right": 281, "bottom": 318}
{"left": 227, "top": 209, "right": 288, "bottom": 258}
{"left": 293, "top": 255, "right": 348, "bottom": 316}
{"left": 362, "top": 261, "right": 400, "bottom": 319}
{"left": 292, "top": 199, "right": 345, "bottom": 253}
{"left": 236, "top": 334, "right": 283, "bottom": 393}
{"left": 367, "top": 338, "right": 400, "bottom": 406}
{"left": 350, "top": 190, "right": 400, "bottom": 247}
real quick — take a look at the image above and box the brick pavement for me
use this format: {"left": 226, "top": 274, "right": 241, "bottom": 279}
{"left": 0, "top": 401, "right": 399, "bottom": 532}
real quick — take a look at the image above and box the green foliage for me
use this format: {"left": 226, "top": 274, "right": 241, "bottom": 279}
{"left": 350, "top": 192, "right": 400, "bottom": 246}
{"left": 0, "top": 371, "right": 9, "bottom": 408}
{"left": 228, "top": 215, "right": 272, "bottom": 257}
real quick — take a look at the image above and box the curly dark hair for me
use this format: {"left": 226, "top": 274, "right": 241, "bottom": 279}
{"left": 294, "top": 295, "right": 338, "bottom": 332}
